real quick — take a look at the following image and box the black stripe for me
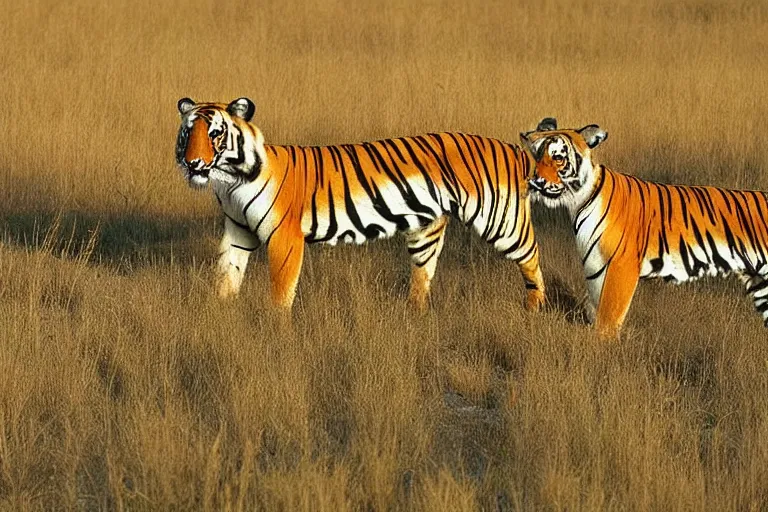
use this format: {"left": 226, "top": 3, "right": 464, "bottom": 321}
{"left": 394, "top": 138, "right": 441, "bottom": 205}
{"left": 307, "top": 177, "right": 339, "bottom": 243}
{"left": 488, "top": 142, "right": 517, "bottom": 244}
{"left": 252, "top": 165, "right": 291, "bottom": 236}
{"left": 362, "top": 141, "right": 435, "bottom": 216}
{"left": 408, "top": 237, "right": 441, "bottom": 255}
{"left": 338, "top": 146, "right": 383, "bottom": 240}
{"left": 747, "top": 279, "right": 768, "bottom": 294}
{"left": 574, "top": 165, "right": 607, "bottom": 232}
{"left": 242, "top": 178, "right": 272, "bottom": 219}
{"left": 231, "top": 243, "right": 258, "bottom": 252}
{"left": 413, "top": 135, "right": 461, "bottom": 210}
{"left": 224, "top": 211, "right": 251, "bottom": 231}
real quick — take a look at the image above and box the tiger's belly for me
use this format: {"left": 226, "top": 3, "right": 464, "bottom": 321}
{"left": 301, "top": 193, "right": 441, "bottom": 246}
{"left": 216, "top": 179, "right": 442, "bottom": 246}
{"left": 639, "top": 245, "right": 745, "bottom": 283}
{"left": 301, "top": 206, "right": 430, "bottom": 246}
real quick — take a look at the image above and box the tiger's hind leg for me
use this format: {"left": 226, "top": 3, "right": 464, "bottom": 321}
{"left": 495, "top": 238, "right": 546, "bottom": 313}
{"left": 405, "top": 216, "right": 448, "bottom": 312}
{"left": 744, "top": 266, "right": 768, "bottom": 326}
{"left": 216, "top": 217, "right": 260, "bottom": 299}
{"left": 515, "top": 246, "right": 546, "bottom": 312}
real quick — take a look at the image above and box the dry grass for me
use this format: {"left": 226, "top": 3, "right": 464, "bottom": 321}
{"left": 2, "top": 0, "right": 768, "bottom": 509}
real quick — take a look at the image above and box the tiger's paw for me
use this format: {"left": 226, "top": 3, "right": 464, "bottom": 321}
{"left": 407, "top": 289, "right": 431, "bottom": 314}
{"left": 595, "top": 324, "right": 622, "bottom": 341}
{"left": 524, "top": 289, "right": 546, "bottom": 312}
{"left": 215, "top": 274, "right": 240, "bottom": 300}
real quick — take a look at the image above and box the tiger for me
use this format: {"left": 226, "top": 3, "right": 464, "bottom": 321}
{"left": 520, "top": 117, "right": 768, "bottom": 338}
{"left": 175, "top": 97, "right": 546, "bottom": 312}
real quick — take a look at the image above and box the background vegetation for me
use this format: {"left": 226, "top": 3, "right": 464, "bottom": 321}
{"left": 2, "top": 0, "right": 768, "bottom": 509}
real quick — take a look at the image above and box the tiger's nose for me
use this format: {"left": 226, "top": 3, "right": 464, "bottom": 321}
{"left": 187, "top": 158, "right": 204, "bottom": 171}
{"left": 184, "top": 118, "right": 215, "bottom": 168}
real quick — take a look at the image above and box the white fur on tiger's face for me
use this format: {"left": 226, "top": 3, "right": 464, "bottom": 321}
{"left": 520, "top": 118, "right": 608, "bottom": 214}
{"left": 175, "top": 97, "right": 267, "bottom": 189}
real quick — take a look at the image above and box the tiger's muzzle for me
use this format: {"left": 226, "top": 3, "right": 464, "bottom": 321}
{"left": 529, "top": 176, "right": 564, "bottom": 199}
{"left": 180, "top": 118, "right": 216, "bottom": 188}
{"left": 183, "top": 159, "right": 212, "bottom": 188}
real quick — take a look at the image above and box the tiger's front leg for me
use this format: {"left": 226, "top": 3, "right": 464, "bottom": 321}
{"left": 266, "top": 221, "right": 306, "bottom": 309}
{"left": 215, "top": 217, "right": 259, "bottom": 299}
{"left": 593, "top": 258, "right": 641, "bottom": 340}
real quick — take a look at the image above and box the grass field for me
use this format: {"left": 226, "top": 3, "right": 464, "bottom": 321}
{"left": 2, "top": 0, "right": 768, "bottom": 509}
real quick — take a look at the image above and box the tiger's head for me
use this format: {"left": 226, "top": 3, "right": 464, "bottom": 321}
{"left": 520, "top": 118, "right": 608, "bottom": 210}
{"left": 176, "top": 97, "right": 266, "bottom": 189}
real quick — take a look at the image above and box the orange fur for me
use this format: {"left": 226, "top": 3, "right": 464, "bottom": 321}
{"left": 185, "top": 118, "right": 215, "bottom": 166}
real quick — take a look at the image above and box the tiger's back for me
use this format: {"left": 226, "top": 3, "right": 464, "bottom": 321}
{"left": 575, "top": 169, "right": 768, "bottom": 283}
{"left": 254, "top": 135, "right": 534, "bottom": 251}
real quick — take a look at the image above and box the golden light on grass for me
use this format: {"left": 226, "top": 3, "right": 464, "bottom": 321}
{"left": 446, "top": 355, "right": 494, "bottom": 405}
{"left": 2, "top": 0, "right": 768, "bottom": 509}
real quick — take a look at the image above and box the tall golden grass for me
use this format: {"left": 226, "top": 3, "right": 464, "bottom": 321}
{"left": 2, "top": 0, "right": 768, "bottom": 509}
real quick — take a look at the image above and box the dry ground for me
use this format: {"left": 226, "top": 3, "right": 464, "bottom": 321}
{"left": 2, "top": 0, "right": 768, "bottom": 509}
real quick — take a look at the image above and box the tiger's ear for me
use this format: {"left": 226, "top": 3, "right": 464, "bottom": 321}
{"left": 227, "top": 97, "right": 256, "bottom": 122}
{"left": 520, "top": 117, "right": 557, "bottom": 156}
{"left": 577, "top": 125, "right": 608, "bottom": 149}
{"left": 537, "top": 117, "right": 557, "bottom": 131}
{"left": 178, "top": 97, "right": 196, "bottom": 116}
{"left": 519, "top": 131, "right": 547, "bottom": 158}
{"left": 519, "top": 131, "right": 534, "bottom": 150}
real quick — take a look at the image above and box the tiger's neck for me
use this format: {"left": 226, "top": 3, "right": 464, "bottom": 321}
{"left": 261, "top": 144, "right": 318, "bottom": 196}
{"left": 563, "top": 164, "right": 606, "bottom": 220}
